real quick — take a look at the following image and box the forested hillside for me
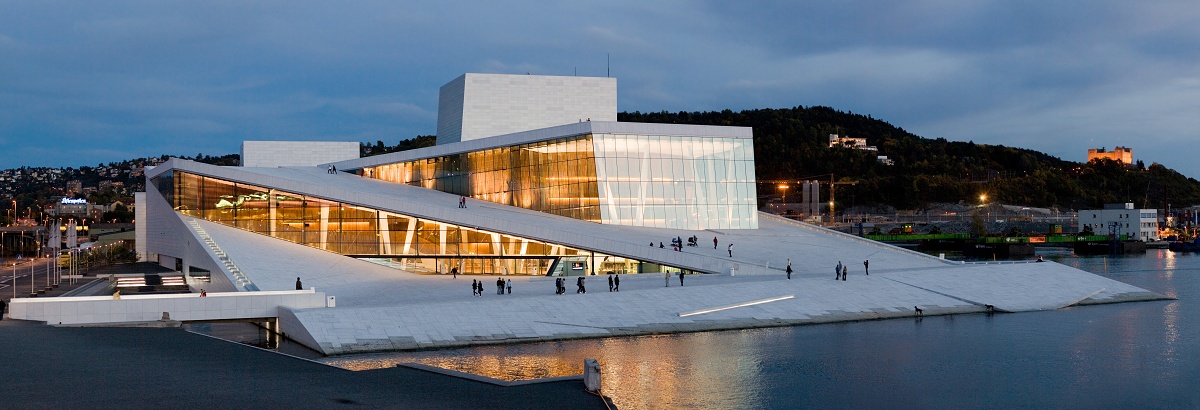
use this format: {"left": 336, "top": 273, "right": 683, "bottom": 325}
{"left": 620, "top": 108, "right": 1200, "bottom": 210}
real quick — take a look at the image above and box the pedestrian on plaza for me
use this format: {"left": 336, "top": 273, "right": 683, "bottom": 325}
{"left": 665, "top": 271, "right": 670, "bottom": 287}
{"left": 678, "top": 271, "right": 685, "bottom": 286}
{"left": 786, "top": 259, "right": 793, "bottom": 280}
{"left": 728, "top": 243, "right": 733, "bottom": 257}
{"left": 0, "top": 298, "right": 6, "bottom": 320}
{"left": 296, "top": 277, "right": 303, "bottom": 290}
{"left": 713, "top": 236, "right": 718, "bottom": 249}
{"left": 497, "top": 277, "right": 504, "bottom": 295}
{"left": 864, "top": 259, "right": 869, "bottom": 275}
{"left": 608, "top": 274, "right": 614, "bottom": 292}
{"left": 577, "top": 276, "right": 586, "bottom": 294}
{"left": 200, "top": 289, "right": 206, "bottom": 297}
{"left": 506, "top": 279, "right": 512, "bottom": 294}
{"left": 451, "top": 267, "right": 458, "bottom": 279}
{"left": 835, "top": 262, "right": 841, "bottom": 280}
{"left": 472, "top": 279, "right": 478, "bottom": 296}
{"left": 331, "top": 165, "right": 337, "bottom": 173}
{"left": 614, "top": 274, "right": 620, "bottom": 292}
{"left": 659, "top": 242, "right": 665, "bottom": 249}
{"left": 842, "top": 265, "right": 848, "bottom": 281}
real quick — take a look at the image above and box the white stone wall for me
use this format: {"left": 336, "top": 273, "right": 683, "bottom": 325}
{"left": 7, "top": 290, "right": 327, "bottom": 325}
{"left": 436, "top": 73, "right": 617, "bottom": 145}
{"left": 240, "top": 141, "right": 360, "bottom": 167}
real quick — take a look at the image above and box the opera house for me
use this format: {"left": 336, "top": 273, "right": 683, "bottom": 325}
{"left": 131, "top": 73, "right": 1163, "bottom": 355}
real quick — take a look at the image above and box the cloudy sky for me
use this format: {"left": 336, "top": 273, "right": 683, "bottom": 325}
{"left": 2, "top": 1, "right": 1198, "bottom": 177}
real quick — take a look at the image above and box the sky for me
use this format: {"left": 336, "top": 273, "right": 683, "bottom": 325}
{"left": 1, "top": 1, "right": 1198, "bottom": 177}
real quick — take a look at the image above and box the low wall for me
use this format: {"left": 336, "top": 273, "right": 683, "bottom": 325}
{"left": 7, "top": 290, "right": 328, "bottom": 325}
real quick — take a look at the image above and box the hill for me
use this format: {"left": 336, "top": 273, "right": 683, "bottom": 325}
{"left": 619, "top": 107, "right": 1200, "bottom": 211}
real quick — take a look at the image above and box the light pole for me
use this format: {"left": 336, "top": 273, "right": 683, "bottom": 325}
{"left": 778, "top": 184, "right": 789, "bottom": 214}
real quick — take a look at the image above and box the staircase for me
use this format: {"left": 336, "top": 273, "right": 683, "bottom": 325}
{"left": 186, "top": 219, "right": 259, "bottom": 291}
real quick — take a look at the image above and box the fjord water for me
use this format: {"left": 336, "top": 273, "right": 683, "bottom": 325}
{"left": 322, "top": 249, "right": 1199, "bottom": 409}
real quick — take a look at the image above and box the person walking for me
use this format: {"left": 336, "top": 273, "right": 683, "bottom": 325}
{"left": 608, "top": 274, "right": 614, "bottom": 292}
{"left": 842, "top": 265, "right": 848, "bottom": 281}
{"left": 863, "top": 259, "right": 869, "bottom": 275}
{"left": 451, "top": 267, "right": 458, "bottom": 279}
{"left": 614, "top": 274, "right": 620, "bottom": 292}
{"left": 678, "top": 271, "right": 685, "bottom": 286}
{"left": 0, "top": 298, "right": 6, "bottom": 320}
{"left": 786, "top": 259, "right": 793, "bottom": 280}
{"left": 835, "top": 262, "right": 841, "bottom": 280}
{"left": 295, "top": 277, "right": 303, "bottom": 290}
{"left": 576, "top": 276, "right": 586, "bottom": 294}
{"left": 497, "top": 277, "right": 504, "bottom": 295}
{"left": 713, "top": 236, "right": 718, "bottom": 249}
{"left": 472, "top": 279, "right": 478, "bottom": 296}
{"left": 506, "top": 279, "right": 512, "bottom": 294}
{"left": 728, "top": 243, "right": 733, "bottom": 257}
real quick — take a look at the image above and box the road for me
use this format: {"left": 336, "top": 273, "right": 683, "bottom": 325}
{"left": 1, "top": 257, "right": 77, "bottom": 302}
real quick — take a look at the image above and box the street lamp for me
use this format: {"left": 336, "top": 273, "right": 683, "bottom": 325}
{"left": 778, "top": 184, "right": 789, "bottom": 206}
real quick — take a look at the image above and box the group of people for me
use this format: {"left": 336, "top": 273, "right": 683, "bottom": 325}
{"left": 652, "top": 236, "right": 731, "bottom": 257}
{"left": 472, "top": 278, "right": 511, "bottom": 296}
{"left": 607, "top": 273, "right": 620, "bottom": 292}
{"left": 832, "top": 260, "right": 869, "bottom": 280}
{"left": 326, "top": 165, "right": 338, "bottom": 174}
{"left": 553, "top": 276, "right": 587, "bottom": 294}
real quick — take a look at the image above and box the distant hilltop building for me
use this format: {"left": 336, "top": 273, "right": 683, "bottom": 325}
{"left": 1087, "top": 146, "right": 1132, "bottom": 164}
{"left": 829, "top": 134, "right": 891, "bottom": 165}
{"left": 828, "top": 134, "right": 877, "bottom": 151}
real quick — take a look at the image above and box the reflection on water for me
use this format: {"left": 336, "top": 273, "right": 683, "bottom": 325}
{"left": 321, "top": 248, "right": 1200, "bottom": 409}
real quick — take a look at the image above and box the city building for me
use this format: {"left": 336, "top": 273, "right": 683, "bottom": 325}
{"left": 142, "top": 74, "right": 757, "bottom": 286}
{"left": 126, "top": 73, "right": 1160, "bottom": 355}
{"left": 1087, "top": 146, "right": 1133, "bottom": 164}
{"left": 1078, "top": 203, "right": 1159, "bottom": 241}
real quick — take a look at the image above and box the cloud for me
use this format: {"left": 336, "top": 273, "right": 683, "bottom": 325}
{"left": 0, "top": 1, "right": 1198, "bottom": 181}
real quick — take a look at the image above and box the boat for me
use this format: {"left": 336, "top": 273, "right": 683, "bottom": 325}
{"left": 1168, "top": 239, "right": 1200, "bottom": 252}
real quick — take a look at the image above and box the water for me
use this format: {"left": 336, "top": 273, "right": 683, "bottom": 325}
{"left": 319, "top": 248, "right": 1200, "bottom": 409}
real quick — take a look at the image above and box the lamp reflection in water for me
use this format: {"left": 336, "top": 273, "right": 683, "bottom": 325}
{"left": 321, "top": 331, "right": 766, "bottom": 409}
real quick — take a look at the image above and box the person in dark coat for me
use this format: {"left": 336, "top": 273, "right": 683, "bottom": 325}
{"left": 678, "top": 271, "right": 685, "bottom": 286}
{"left": 295, "top": 277, "right": 303, "bottom": 290}
{"left": 608, "top": 274, "right": 614, "bottom": 292}
{"left": 0, "top": 298, "right": 6, "bottom": 320}
{"left": 864, "top": 259, "right": 869, "bottom": 275}
{"left": 451, "top": 267, "right": 458, "bottom": 278}
{"left": 786, "top": 259, "right": 793, "bottom": 280}
{"left": 576, "top": 276, "right": 586, "bottom": 294}
{"left": 614, "top": 274, "right": 620, "bottom": 292}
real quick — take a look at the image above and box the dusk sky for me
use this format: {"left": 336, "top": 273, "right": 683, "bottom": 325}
{"left": 2, "top": 2, "right": 1198, "bottom": 178}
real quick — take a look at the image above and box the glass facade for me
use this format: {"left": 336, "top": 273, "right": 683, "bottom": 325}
{"left": 361, "top": 133, "right": 758, "bottom": 230}
{"left": 152, "top": 171, "right": 693, "bottom": 276}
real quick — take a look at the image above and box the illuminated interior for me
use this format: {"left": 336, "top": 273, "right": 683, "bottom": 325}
{"left": 152, "top": 171, "right": 695, "bottom": 276}
{"left": 361, "top": 133, "right": 758, "bottom": 230}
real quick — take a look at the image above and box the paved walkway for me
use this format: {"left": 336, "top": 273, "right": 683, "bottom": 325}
{"left": 180, "top": 217, "right": 1166, "bottom": 355}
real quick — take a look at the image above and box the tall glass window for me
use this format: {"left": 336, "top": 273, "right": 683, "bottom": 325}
{"left": 154, "top": 172, "right": 696, "bottom": 276}
{"left": 361, "top": 133, "right": 757, "bottom": 230}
